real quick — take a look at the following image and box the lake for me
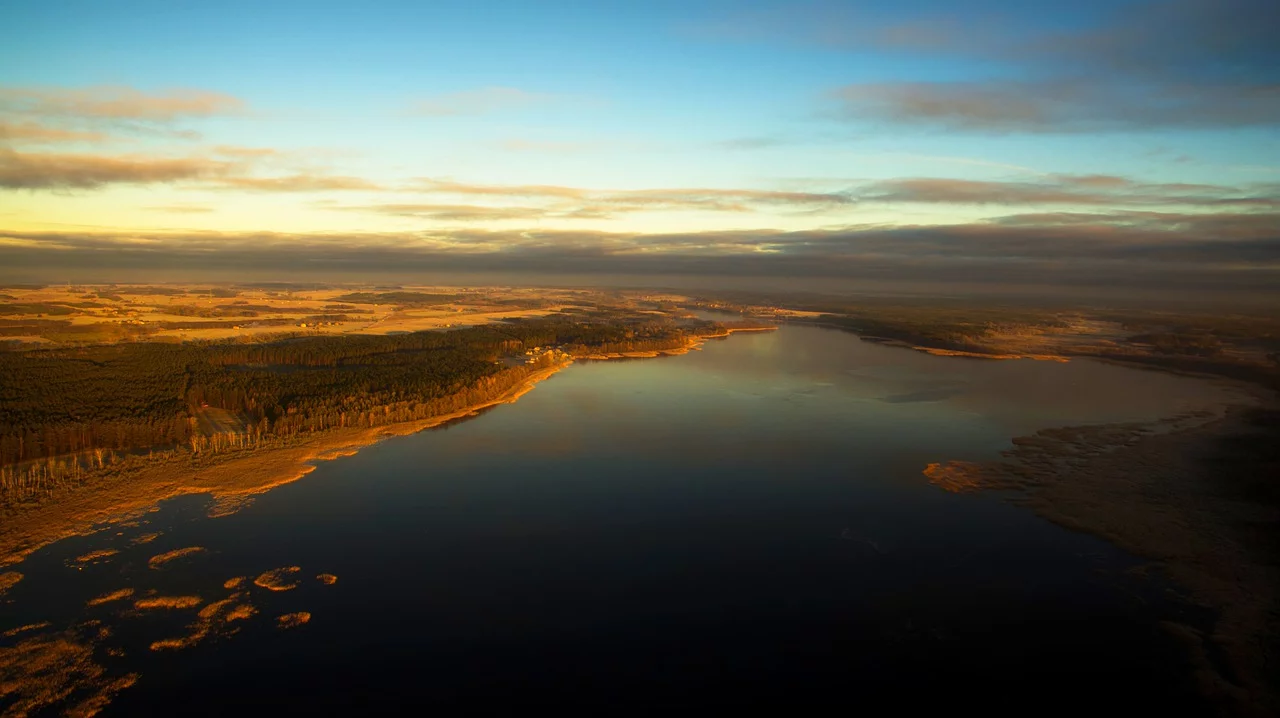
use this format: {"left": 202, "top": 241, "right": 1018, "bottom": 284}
{"left": 0, "top": 324, "right": 1250, "bottom": 714}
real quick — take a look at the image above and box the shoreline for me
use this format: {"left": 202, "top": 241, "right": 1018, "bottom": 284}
{"left": 924, "top": 400, "right": 1280, "bottom": 713}
{"left": 573, "top": 326, "right": 777, "bottom": 360}
{"left": 0, "top": 328, "right": 766, "bottom": 568}
{"left": 851, "top": 335, "right": 1070, "bottom": 362}
{"left": 0, "top": 359, "right": 571, "bottom": 569}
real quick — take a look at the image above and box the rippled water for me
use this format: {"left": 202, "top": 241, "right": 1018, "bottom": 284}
{"left": 1, "top": 325, "right": 1249, "bottom": 714}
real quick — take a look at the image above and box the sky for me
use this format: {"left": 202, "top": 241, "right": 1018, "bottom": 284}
{"left": 1, "top": 0, "right": 1277, "bottom": 294}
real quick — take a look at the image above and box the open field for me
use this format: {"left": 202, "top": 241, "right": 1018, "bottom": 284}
{"left": 0, "top": 284, "right": 682, "bottom": 346}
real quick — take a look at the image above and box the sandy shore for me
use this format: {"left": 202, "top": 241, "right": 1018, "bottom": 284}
{"left": 925, "top": 401, "right": 1280, "bottom": 714}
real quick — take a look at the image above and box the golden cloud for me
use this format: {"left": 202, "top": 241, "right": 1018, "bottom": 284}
{"left": 0, "top": 85, "right": 244, "bottom": 121}
{"left": 0, "top": 149, "right": 236, "bottom": 189}
{"left": 0, "top": 121, "right": 108, "bottom": 143}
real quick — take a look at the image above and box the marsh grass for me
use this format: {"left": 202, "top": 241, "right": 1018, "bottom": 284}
{"left": 133, "top": 595, "right": 202, "bottom": 611}
{"left": 146, "top": 546, "right": 205, "bottom": 569}
{"left": 275, "top": 612, "right": 311, "bottom": 629}
{"left": 253, "top": 567, "right": 301, "bottom": 592}
{"left": 85, "top": 588, "right": 134, "bottom": 607}
{"left": 72, "top": 549, "right": 118, "bottom": 566}
{"left": 0, "top": 570, "right": 21, "bottom": 594}
{"left": 0, "top": 628, "right": 136, "bottom": 718}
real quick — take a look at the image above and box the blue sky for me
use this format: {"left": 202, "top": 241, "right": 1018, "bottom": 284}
{"left": 1, "top": 0, "right": 1276, "bottom": 288}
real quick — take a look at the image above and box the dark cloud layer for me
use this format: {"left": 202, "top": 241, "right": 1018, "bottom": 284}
{"left": 3, "top": 209, "right": 1275, "bottom": 291}
{"left": 772, "top": 0, "right": 1280, "bottom": 132}
{"left": 831, "top": 79, "right": 1280, "bottom": 133}
{"left": 857, "top": 176, "right": 1280, "bottom": 208}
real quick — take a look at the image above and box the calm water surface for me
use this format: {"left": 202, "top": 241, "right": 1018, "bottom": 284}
{"left": 2, "top": 325, "right": 1250, "bottom": 714}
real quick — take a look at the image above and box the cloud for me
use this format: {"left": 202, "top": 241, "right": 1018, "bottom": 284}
{"left": 409, "top": 87, "right": 555, "bottom": 116}
{"left": 0, "top": 121, "right": 108, "bottom": 143}
{"left": 829, "top": 79, "right": 1280, "bottom": 133}
{"left": 338, "top": 185, "right": 853, "bottom": 221}
{"left": 597, "top": 187, "right": 852, "bottom": 213}
{"left": 709, "top": 0, "right": 1280, "bottom": 133}
{"left": 0, "top": 149, "right": 237, "bottom": 189}
{"left": 144, "top": 204, "right": 216, "bottom": 214}
{"left": 0, "top": 85, "right": 244, "bottom": 149}
{"left": 334, "top": 203, "right": 552, "bottom": 222}
{"left": 213, "top": 174, "right": 383, "bottom": 192}
{"left": 1024, "top": 0, "right": 1279, "bottom": 82}
{"left": 211, "top": 145, "right": 280, "bottom": 158}
{"left": 382, "top": 175, "right": 1277, "bottom": 222}
{"left": 0, "top": 85, "right": 244, "bottom": 121}
{"left": 0, "top": 146, "right": 387, "bottom": 193}
{"left": 2, "top": 208, "right": 1274, "bottom": 291}
{"left": 855, "top": 176, "right": 1280, "bottom": 208}
{"left": 404, "top": 178, "right": 853, "bottom": 218}
{"left": 614, "top": 188, "right": 850, "bottom": 206}
{"left": 413, "top": 178, "right": 586, "bottom": 198}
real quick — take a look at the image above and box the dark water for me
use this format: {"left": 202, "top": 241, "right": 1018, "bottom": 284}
{"left": 1, "top": 325, "right": 1249, "bottom": 714}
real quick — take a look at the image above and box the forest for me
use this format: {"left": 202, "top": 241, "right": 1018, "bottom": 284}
{"left": 0, "top": 316, "right": 710, "bottom": 470}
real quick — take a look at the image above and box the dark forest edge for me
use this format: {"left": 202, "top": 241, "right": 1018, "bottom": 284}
{"left": 0, "top": 314, "right": 744, "bottom": 514}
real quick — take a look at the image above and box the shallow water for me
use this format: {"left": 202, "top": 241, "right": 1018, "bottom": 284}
{"left": 0, "top": 325, "right": 1250, "bottom": 714}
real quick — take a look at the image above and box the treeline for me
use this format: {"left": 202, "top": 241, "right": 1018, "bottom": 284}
{"left": 564, "top": 336, "right": 695, "bottom": 355}
{"left": 159, "top": 318, "right": 300, "bottom": 330}
{"left": 186, "top": 352, "right": 563, "bottom": 449}
{"left": 0, "top": 343, "right": 193, "bottom": 464}
{"left": 1127, "top": 332, "right": 1223, "bottom": 357}
{"left": 166, "top": 304, "right": 290, "bottom": 318}
{"left": 112, "top": 286, "right": 188, "bottom": 296}
{"left": 0, "top": 303, "right": 77, "bottom": 316}
{"left": 0, "top": 354, "right": 575, "bottom": 507}
{"left": 0, "top": 317, "right": 709, "bottom": 467}
{"left": 809, "top": 314, "right": 997, "bottom": 352}
{"left": 0, "top": 319, "right": 73, "bottom": 337}
{"left": 334, "top": 291, "right": 464, "bottom": 305}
